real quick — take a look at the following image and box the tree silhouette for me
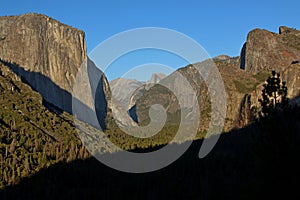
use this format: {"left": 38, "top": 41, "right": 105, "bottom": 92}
{"left": 259, "top": 71, "right": 289, "bottom": 117}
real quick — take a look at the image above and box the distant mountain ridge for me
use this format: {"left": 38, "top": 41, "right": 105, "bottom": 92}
{"left": 110, "top": 73, "right": 166, "bottom": 126}
{"left": 130, "top": 26, "right": 300, "bottom": 132}
{"left": 146, "top": 73, "right": 166, "bottom": 85}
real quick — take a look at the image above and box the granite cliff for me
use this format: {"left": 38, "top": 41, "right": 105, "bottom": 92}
{"left": 237, "top": 26, "right": 300, "bottom": 127}
{"left": 0, "top": 13, "right": 110, "bottom": 128}
{"left": 240, "top": 26, "right": 300, "bottom": 73}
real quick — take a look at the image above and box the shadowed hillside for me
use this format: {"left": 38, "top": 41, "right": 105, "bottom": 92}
{"left": 1, "top": 96, "right": 299, "bottom": 200}
{"left": 0, "top": 60, "right": 92, "bottom": 188}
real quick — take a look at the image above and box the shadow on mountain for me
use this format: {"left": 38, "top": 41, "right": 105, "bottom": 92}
{"left": 128, "top": 104, "right": 138, "bottom": 123}
{"left": 240, "top": 43, "right": 246, "bottom": 70}
{"left": 1, "top": 96, "right": 300, "bottom": 200}
{"left": 0, "top": 59, "right": 107, "bottom": 130}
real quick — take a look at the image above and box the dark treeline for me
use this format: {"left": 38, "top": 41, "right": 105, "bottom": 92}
{"left": 1, "top": 101, "right": 300, "bottom": 200}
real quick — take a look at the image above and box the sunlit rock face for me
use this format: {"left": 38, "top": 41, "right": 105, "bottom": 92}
{"left": 240, "top": 26, "right": 300, "bottom": 73}
{"left": 0, "top": 13, "right": 111, "bottom": 129}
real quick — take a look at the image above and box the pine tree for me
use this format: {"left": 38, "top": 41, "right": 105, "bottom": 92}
{"left": 259, "top": 71, "right": 289, "bottom": 117}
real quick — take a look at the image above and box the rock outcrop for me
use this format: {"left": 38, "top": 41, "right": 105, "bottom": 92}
{"left": 236, "top": 62, "right": 300, "bottom": 127}
{"left": 240, "top": 26, "right": 300, "bottom": 73}
{"left": 146, "top": 73, "right": 166, "bottom": 85}
{"left": 109, "top": 78, "right": 143, "bottom": 127}
{"left": 0, "top": 14, "right": 85, "bottom": 94}
{"left": 132, "top": 57, "right": 253, "bottom": 132}
{"left": 236, "top": 26, "right": 300, "bottom": 127}
{"left": 214, "top": 55, "right": 231, "bottom": 61}
{"left": 282, "top": 62, "right": 300, "bottom": 98}
{"left": 110, "top": 73, "right": 166, "bottom": 127}
{"left": 0, "top": 13, "right": 110, "bottom": 128}
{"left": 110, "top": 78, "right": 143, "bottom": 109}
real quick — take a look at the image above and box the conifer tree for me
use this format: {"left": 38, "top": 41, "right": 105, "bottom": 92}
{"left": 259, "top": 71, "right": 289, "bottom": 117}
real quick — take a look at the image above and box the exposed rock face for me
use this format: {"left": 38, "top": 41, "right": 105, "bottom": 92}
{"left": 282, "top": 62, "right": 300, "bottom": 98}
{"left": 128, "top": 73, "right": 166, "bottom": 109}
{"left": 0, "top": 13, "right": 110, "bottom": 129}
{"left": 110, "top": 78, "right": 143, "bottom": 109}
{"left": 110, "top": 73, "right": 166, "bottom": 110}
{"left": 109, "top": 78, "right": 143, "bottom": 127}
{"left": 236, "top": 26, "right": 300, "bottom": 127}
{"left": 110, "top": 73, "right": 166, "bottom": 127}
{"left": 237, "top": 63, "right": 300, "bottom": 127}
{"left": 132, "top": 57, "right": 253, "bottom": 132}
{"left": 214, "top": 55, "right": 231, "bottom": 61}
{"left": 240, "top": 26, "right": 300, "bottom": 73}
{"left": 146, "top": 73, "right": 166, "bottom": 85}
{"left": 235, "top": 94, "right": 256, "bottom": 128}
{"left": 0, "top": 14, "right": 85, "bottom": 92}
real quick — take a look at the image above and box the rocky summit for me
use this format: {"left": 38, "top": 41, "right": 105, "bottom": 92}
{"left": 240, "top": 26, "right": 300, "bottom": 73}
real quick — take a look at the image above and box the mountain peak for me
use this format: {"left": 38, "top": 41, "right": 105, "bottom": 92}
{"left": 240, "top": 26, "right": 300, "bottom": 73}
{"left": 147, "top": 73, "right": 166, "bottom": 84}
{"left": 1, "top": 13, "right": 83, "bottom": 33}
{"left": 279, "top": 26, "right": 300, "bottom": 35}
{"left": 214, "top": 55, "right": 231, "bottom": 60}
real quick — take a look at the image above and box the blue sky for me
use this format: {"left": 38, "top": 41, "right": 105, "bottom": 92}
{"left": 1, "top": 0, "right": 300, "bottom": 81}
